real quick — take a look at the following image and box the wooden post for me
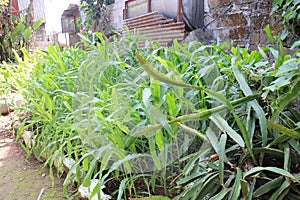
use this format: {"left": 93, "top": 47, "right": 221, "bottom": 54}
{"left": 147, "top": 0, "right": 151, "bottom": 13}
{"left": 177, "top": 0, "right": 182, "bottom": 22}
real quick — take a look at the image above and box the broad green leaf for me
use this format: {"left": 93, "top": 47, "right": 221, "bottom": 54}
{"left": 229, "top": 168, "right": 242, "bottom": 200}
{"left": 267, "top": 133, "right": 290, "bottom": 148}
{"left": 253, "top": 177, "right": 284, "bottom": 198}
{"left": 166, "top": 92, "right": 177, "bottom": 116}
{"left": 232, "top": 65, "right": 267, "bottom": 146}
{"left": 283, "top": 143, "right": 290, "bottom": 171}
{"left": 142, "top": 88, "right": 152, "bottom": 110}
{"left": 289, "top": 139, "right": 300, "bottom": 156}
{"left": 206, "top": 127, "right": 220, "bottom": 155}
{"left": 271, "top": 78, "right": 300, "bottom": 121}
{"left": 269, "top": 180, "right": 290, "bottom": 200}
{"left": 12, "top": 22, "right": 25, "bottom": 42}
{"left": 150, "top": 105, "right": 174, "bottom": 137}
{"left": 32, "top": 18, "right": 44, "bottom": 30}
{"left": 291, "top": 40, "right": 300, "bottom": 49}
{"left": 136, "top": 53, "right": 201, "bottom": 90}
{"left": 117, "top": 178, "right": 129, "bottom": 200}
{"left": 151, "top": 80, "right": 161, "bottom": 100}
{"left": 23, "top": 27, "right": 32, "bottom": 42}
{"left": 244, "top": 167, "right": 296, "bottom": 181}
{"left": 265, "top": 24, "right": 274, "bottom": 46}
{"left": 210, "top": 188, "right": 231, "bottom": 200}
{"left": 210, "top": 114, "right": 245, "bottom": 147}
{"left": 155, "top": 130, "right": 164, "bottom": 150}
{"left": 219, "top": 134, "right": 227, "bottom": 185}
{"left": 196, "top": 173, "right": 219, "bottom": 200}
{"left": 240, "top": 179, "right": 249, "bottom": 198}
{"left": 269, "top": 121, "right": 300, "bottom": 139}
{"left": 82, "top": 157, "right": 89, "bottom": 172}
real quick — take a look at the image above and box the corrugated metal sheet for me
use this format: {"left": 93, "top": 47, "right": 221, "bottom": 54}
{"left": 124, "top": 12, "right": 185, "bottom": 48}
{"left": 18, "top": 0, "right": 46, "bottom": 22}
{"left": 126, "top": 0, "right": 204, "bottom": 29}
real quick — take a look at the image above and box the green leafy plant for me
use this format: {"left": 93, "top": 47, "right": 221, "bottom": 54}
{"left": 2, "top": 31, "right": 299, "bottom": 200}
{"left": 271, "top": 0, "right": 300, "bottom": 41}
{"left": 0, "top": 1, "right": 44, "bottom": 62}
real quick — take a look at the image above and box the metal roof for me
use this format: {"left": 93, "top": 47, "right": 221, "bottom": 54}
{"left": 18, "top": 0, "right": 46, "bottom": 22}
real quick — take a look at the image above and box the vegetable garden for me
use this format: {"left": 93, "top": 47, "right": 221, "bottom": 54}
{"left": 0, "top": 0, "right": 300, "bottom": 198}
{"left": 1, "top": 28, "right": 299, "bottom": 199}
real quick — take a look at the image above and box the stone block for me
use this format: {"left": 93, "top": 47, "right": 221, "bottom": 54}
{"left": 217, "top": 13, "right": 247, "bottom": 28}
{"left": 250, "top": 31, "right": 260, "bottom": 44}
{"left": 209, "top": 0, "right": 230, "bottom": 9}
{"left": 229, "top": 26, "right": 248, "bottom": 39}
{"left": 251, "top": 15, "right": 269, "bottom": 31}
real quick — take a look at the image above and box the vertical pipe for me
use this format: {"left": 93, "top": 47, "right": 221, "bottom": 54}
{"left": 177, "top": 0, "right": 182, "bottom": 22}
{"left": 124, "top": 1, "right": 128, "bottom": 19}
{"left": 147, "top": 0, "right": 151, "bottom": 13}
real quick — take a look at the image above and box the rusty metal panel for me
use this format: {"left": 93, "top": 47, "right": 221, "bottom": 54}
{"left": 123, "top": 12, "right": 185, "bottom": 48}
{"left": 126, "top": 0, "right": 204, "bottom": 29}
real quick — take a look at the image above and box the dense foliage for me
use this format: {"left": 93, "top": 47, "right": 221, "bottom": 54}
{"left": 1, "top": 31, "right": 299, "bottom": 199}
{"left": 79, "top": 0, "right": 114, "bottom": 38}
{"left": 272, "top": 0, "right": 300, "bottom": 41}
{"left": 0, "top": 0, "right": 43, "bottom": 62}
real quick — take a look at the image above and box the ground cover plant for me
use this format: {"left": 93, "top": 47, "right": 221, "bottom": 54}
{"left": 1, "top": 30, "right": 299, "bottom": 199}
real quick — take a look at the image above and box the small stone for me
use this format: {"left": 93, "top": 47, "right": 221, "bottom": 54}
{"left": 0, "top": 102, "right": 10, "bottom": 115}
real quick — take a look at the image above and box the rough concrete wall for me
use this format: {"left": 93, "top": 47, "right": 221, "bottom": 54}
{"left": 107, "top": 0, "right": 125, "bottom": 31}
{"left": 34, "top": 23, "right": 46, "bottom": 42}
{"left": 204, "top": 0, "right": 282, "bottom": 49}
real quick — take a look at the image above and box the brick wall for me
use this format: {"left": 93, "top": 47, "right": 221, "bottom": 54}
{"left": 204, "top": 0, "right": 282, "bottom": 49}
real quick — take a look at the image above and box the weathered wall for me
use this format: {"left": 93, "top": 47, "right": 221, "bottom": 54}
{"left": 108, "top": 0, "right": 284, "bottom": 49}
{"left": 204, "top": 0, "right": 282, "bottom": 49}
{"left": 107, "top": 0, "right": 125, "bottom": 31}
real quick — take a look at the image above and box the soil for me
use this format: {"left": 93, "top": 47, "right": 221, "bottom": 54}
{"left": 0, "top": 112, "right": 65, "bottom": 200}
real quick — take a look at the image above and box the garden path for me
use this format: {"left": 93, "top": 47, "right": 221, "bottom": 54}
{"left": 0, "top": 112, "right": 65, "bottom": 200}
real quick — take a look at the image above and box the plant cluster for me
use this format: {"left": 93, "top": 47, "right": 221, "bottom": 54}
{"left": 79, "top": 0, "right": 114, "bottom": 39}
{"left": 272, "top": 0, "right": 300, "bottom": 41}
{"left": 1, "top": 31, "right": 299, "bottom": 199}
{"left": 0, "top": 0, "right": 43, "bottom": 62}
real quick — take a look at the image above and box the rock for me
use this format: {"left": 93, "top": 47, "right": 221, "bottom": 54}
{"left": 181, "top": 28, "right": 215, "bottom": 44}
{"left": 22, "top": 130, "right": 35, "bottom": 149}
{"left": 63, "top": 157, "right": 77, "bottom": 174}
{"left": 0, "top": 101, "right": 10, "bottom": 115}
{"left": 78, "top": 179, "right": 111, "bottom": 200}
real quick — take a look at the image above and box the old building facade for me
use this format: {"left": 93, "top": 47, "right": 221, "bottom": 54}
{"left": 108, "top": 0, "right": 283, "bottom": 49}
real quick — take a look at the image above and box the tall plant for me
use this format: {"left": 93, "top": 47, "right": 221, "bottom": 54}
{"left": 271, "top": 0, "right": 300, "bottom": 41}
{"left": 3, "top": 31, "right": 299, "bottom": 199}
{"left": 79, "top": 0, "right": 114, "bottom": 39}
{"left": 0, "top": 0, "right": 43, "bottom": 62}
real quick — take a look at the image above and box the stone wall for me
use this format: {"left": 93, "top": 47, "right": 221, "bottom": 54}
{"left": 107, "top": 0, "right": 125, "bottom": 31}
{"left": 204, "top": 0, "right": 282, "bottom": 49}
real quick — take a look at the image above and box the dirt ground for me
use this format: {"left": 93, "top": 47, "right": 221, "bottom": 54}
{"left": 0, "top": 113, "right": 65, "bottom": 200}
